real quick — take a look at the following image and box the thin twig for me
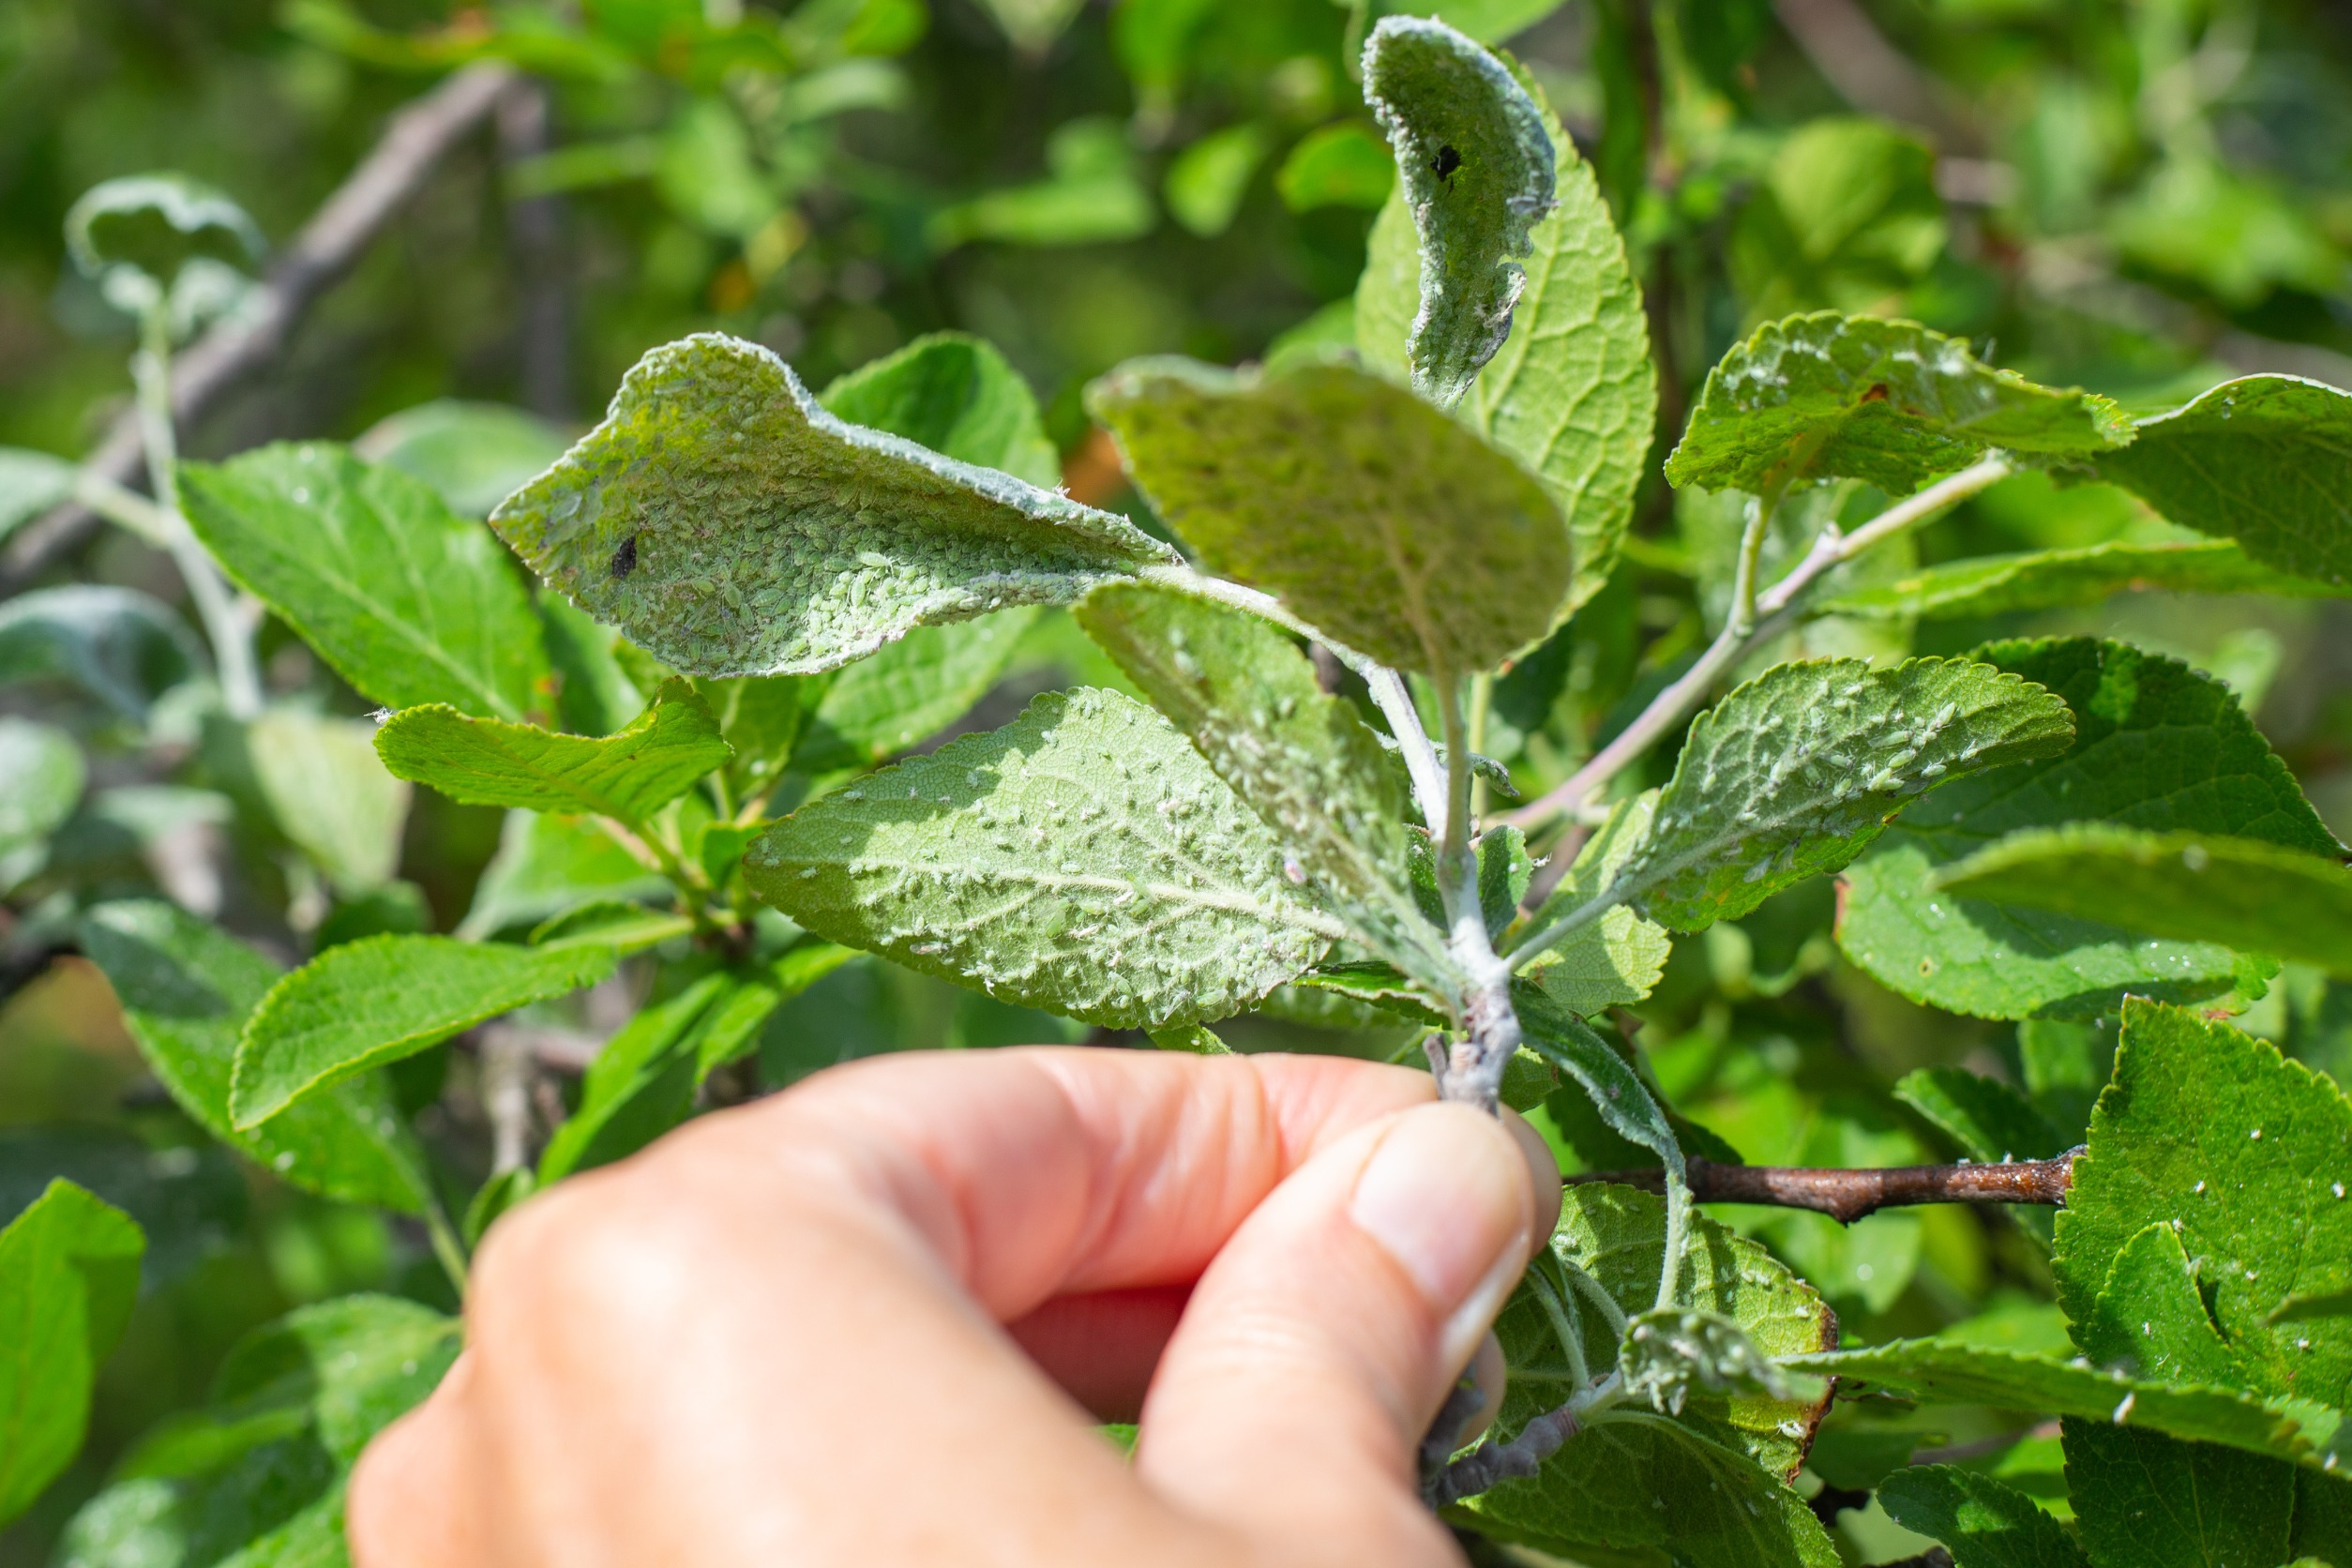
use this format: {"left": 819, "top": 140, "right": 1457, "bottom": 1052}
{"left": 1502, "top": 456, "right": 2013, "bottom": 835}
{"left": 1567, "top": 1151, "right": 2080, "bottom": 1226}
{"left": 3, "top": 61, "right": 518, "bottom": 589}
{"left": 132, "top": 312, "right": 264, "bottom": 718}
{"left": 1432, "top": 1372, "right": 1624, "bottom": 1506}
{"left": 477, "top": 1024, "right": 540, "bottom": 1175}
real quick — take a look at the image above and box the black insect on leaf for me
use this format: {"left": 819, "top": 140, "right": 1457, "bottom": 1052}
{"left": 1432, "top": 143, "right": 1462, "bottom": 186}
{"left": 610, "top": 534, "right": 638, "bottom": 580}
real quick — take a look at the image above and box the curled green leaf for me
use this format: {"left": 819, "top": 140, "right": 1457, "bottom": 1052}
{"left": 64, "top": 173, "right": 262, "bottom": 317}
{"left": 376, "top": 678, "right": 731, "bottom": 823}
{"left": 1362, "top": 16, "right": 1557, "bottom": 406}
{"left": 490, "top": 333, "right": 1173, "bottom": 677}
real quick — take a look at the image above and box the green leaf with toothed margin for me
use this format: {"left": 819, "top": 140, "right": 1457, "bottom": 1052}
{"left": 76, "top": 900, "right": 431, "bottom": 1214}
{"left": 1837, "top": 638, "right": 2344, "bottom": 1021}
{"left": 1512, "top": 790, "right": 1671, "bottom": 1016}
{"left": 1935, "top": 825, "right": 2352, "bottom": 978}
{"left": 489, "top": 333, "right": 1173, "bottom": 677}
{"left": 375, "top": 677, "right": 731, "bottom": 823}
{"left": 1360, "top": 15, "right": 1557, "bottom": 407}
{"left": 1357, "top": 80, "right": 1651, "bottom": 618}
{"left": 1462, "top": 1184, "right": 1839, "bottom": 1567}
{"left": 2055, "top": 1001, "right": 2352, "bottom": 1411}
{"left": 1877, "top": 1466, "right": 2089, "bottom": 1568}
{"left": 1087, "top": 356, "right": 1569, "bottom": 674}
{"left": 742, "top": 686, "right": 1340, "bottom": 1030}
{"left": 1514, "top": 985, "right": 1680, "bottom": 1176}
{"left": 1581, "top": 656, "right": 2074, "bottom": 935}
{"left": 50, "top": 1295, "right": 459, "bottom": 1568}
{"left": 2091, "top": 374, "right": 2352, "bottom": 587}
{"left": 2063, "top": 1410, "right": 2291, "bottom": 1568}
{"left": 1783, "top": 1338, "right": 2350, "bottom": 1473}
{"left": 0, "top": 1181, "right": 143, "bottom": 1526}
{"left": 1663, "top": 313, "right": 2133, "bottom": 497}
{"left": 818, "top": 331, "right": 1062, "bottom": 490}
{"left": 180, "top": 443, "right": 550, "bottom": 722}
{"left": 1073, "top": 580, "right": 1449, "bottom": 988}
{"left": 231, "top": 937, "right": 617, "bottom": 1129}
{"left": 1819, "top": 538, "right": 2344, "bottom": 621}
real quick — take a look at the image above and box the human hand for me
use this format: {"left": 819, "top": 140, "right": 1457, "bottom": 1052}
{"left": 349, "top": 1048, "right": 1560, "bottom": 1567}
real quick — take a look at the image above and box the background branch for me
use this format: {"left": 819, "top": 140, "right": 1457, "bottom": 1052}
{"left": 1501, "top": 456, "right": 2012, "bottom": 836}
{"left": 2, "top": 60, "right": 518, "bottom": 589}
{"left": 1567, "top": 1152, "right": 2079, "bottom": 1226}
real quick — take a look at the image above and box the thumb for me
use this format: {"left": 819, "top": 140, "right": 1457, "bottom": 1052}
{"left": 1133, "top": 1100, "right": 1560, "bottom": 1563}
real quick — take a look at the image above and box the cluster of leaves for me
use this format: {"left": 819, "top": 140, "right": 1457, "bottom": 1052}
{"left": 8, "top": 4, "right": 2352, "bottom": 1568}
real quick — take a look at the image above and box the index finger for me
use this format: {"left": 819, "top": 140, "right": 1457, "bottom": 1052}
{"left": 663, "top": 1046, "right": 1440, "bottom": 1319}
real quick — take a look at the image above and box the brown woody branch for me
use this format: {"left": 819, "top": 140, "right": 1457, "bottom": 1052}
{"left": 1567, "top": 1152, "right": 2080, "bottom": 1226}
{"left": 2, "top": 60, "right": 519, "bottom": 590}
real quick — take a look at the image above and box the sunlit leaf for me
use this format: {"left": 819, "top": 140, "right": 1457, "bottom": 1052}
{"left": 377, "top": 678, "right": 731, "bottom": 822}
{"left": 490, "top": 333, "right": 1171, "bottom": 676}
{"left": 0, "top": 1182, "right": 143, "bottom": 1525}
{"left": 181, "top": 444, "right": 552, "bottom": 722}
{"left": 1838, "top": 639, "right": 2342, "bottom": 1020}
{"left": 231, "top": 936, "right": 617, "bottom": 1128}
{"left": 1088, "top": 356, "right": 1569, "bottom": 673}
{"left": 1665, "top": 313, "right": 2133, "bottom": 497}
{"left": 744, "top": 686, "right": 1339, "bottom": 1028}
{"left": 1361, "top": 15, "right": 1557, "bottom": 406}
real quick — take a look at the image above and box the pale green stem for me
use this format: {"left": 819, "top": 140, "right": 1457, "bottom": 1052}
{"left": 132, "top": 310, "right": 264, "bottom": 719}
{"left": 1526, "top": 1255, "right": 1591, "bottom": 1389}
{"left": 422, "top": 1188, "right": 471, "bottom": 1299}
{"left": 1433, "top": 674, "right": 1521, "bottom": 1111}
{"left": 1657, "top": 1172, "right": 1689, "bottom": 1315}
{"left": 1466, "top": 671, "right": 1493, "bottom": 820}
{"left": 1501, "top": 456, "right": 2013, "bottom": 835}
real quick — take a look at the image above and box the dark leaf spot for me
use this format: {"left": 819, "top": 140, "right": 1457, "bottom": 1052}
{"left": 610, "top": 534, "right": 639, "bottom": 580}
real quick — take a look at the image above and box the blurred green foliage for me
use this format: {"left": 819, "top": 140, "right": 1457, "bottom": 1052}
{"left": 5, "top": 0, "right": 2352, "bottom": 1562}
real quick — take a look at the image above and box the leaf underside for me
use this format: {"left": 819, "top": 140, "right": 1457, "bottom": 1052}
{"left": 1357, "top": 77, "right": 1652, "bottom": 618}
{"left": 1074, "top": 581, "right": 1448, "bottom": 988}
{"left": 1465, "top": 1184, "right": 1839, "bottom": 1567}
{"left": 1088, "top": 357, "right": 1569, "bottom": 673}
{"left": 490, "top": 332, "right": 1172, "bottom": 677}
{"left": 1361, "top": 15, "right": 1558, "bottom": 407}
{"left": 1604, "top": 656, "right": 2076, "bottom": 933}
{"left": 744, "top": 686, "right": 1339, "bottom": 1029}
{"left": 2093, "top": 373, "right": 2352, "bottom": 586}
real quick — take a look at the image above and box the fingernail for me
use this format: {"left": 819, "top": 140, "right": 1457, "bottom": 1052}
{"left": 1349, "top": 1104, "right": 1536, "bottom": 1368}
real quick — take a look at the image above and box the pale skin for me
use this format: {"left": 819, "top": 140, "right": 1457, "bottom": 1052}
{"left": 349, "top": 1048, "right": 1561, "bottom": 1567}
